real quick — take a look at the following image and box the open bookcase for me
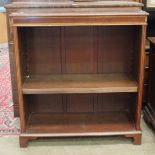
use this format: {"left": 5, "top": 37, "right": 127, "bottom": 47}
{"left": 6, "top": 0, "right": 148, "bottom": 147}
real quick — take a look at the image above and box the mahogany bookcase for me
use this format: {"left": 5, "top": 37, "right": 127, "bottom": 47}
{"left": 6, "top": 0, "right": 148, "bottom": 147}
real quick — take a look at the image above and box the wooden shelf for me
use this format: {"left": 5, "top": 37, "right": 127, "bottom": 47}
{"left": 26, "top": 111, "right": 135, "bottom": 134}
{"left": 23, "top": 74, "right": 138, "bottom": 94}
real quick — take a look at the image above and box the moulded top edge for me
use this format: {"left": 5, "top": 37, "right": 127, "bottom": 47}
{"left": 9, "top": 8, "right": 149, "bottom": 17}
{"left": 5, "top": 1, "right": 144, "bottom": 9}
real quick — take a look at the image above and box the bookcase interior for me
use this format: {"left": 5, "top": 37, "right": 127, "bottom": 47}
{"left": 24, "top": 93, "right": 137, "bottom": 133}
{"left": 17, "top": 25, "right": 141, "bottom": 133}
{"left": 18, "top": 25, "right": 140, "bottom": 77}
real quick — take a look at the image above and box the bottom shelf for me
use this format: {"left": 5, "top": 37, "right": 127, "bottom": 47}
{"left": 26, "top": 111, "right": 135, "bottom": 134}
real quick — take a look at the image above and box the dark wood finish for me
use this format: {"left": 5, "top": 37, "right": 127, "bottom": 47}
{"left": 144, "top": 37, "right": 155, "bottom": 130}
{"left": 136, "top": 25, "right": 146, "bottom": 130}
{"left": 20, "top": 131, "right": 142, "bottom": 147}
{"left": 26, "top": 112, "right": 135, "bottom": 133}
{"left": 17, "top": 26, "right": 140, "bottom": 75}
{"left": 6, "top": 1, "right": 147, "bottom": 117}
{"left": 6, "top": 1, "right": 144, "bottom": 9}
{"left": 25, "top": 93, "right": 135, "bottom": 113}
{"left": 125, "top": 132, "right": 142, "bottom": 145}
{"left": 10, "top": 9, "right": 147, "bottom": 26}
{"left": 23, "top": 74, "right": 138, "bottom": 94}
{"left": 64, "top": 26, "right": 95, "bottom": 73}
{"left": 19, "top": 136, "right": 37, "bottom": 148}
{"left": 6, "top": 9, "right": 20, "bottom": 117}
{"left": 6, "top": 0, "right": 147, "bottom": 147}
{"left": 12, "top": 27, "right": 26, "bottom": 132}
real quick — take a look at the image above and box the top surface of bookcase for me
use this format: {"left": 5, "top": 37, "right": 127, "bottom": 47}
{"left": 11, "top": 0, "right": 142, "bottom": 2}
{"left": 12, "top": 0, "right": 142, "bottom": 2}
{"left": 6, "top": 0, "right": 143, "bottom": 8}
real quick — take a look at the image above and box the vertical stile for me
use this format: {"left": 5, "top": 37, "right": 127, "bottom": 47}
{"left": 136, "top": 25, "right": 147, "bottom": 129}
{"left": 13, "top": 26, "right": 26, "bottom": 132}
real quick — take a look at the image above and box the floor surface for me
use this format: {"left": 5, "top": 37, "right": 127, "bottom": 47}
{"left": 0, "top": 45, "right": 20, "bottom": 135}
{"left": 0, "top": 119, "right": 155, "bottom": 155}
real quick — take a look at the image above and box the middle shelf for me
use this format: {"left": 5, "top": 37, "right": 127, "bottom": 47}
{"left": 23, "top": 73, "right": 138, "bottom": 94}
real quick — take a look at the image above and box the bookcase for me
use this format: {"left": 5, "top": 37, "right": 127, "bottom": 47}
{"left": 6, "top": 0, "right": 148, "bottom": 147}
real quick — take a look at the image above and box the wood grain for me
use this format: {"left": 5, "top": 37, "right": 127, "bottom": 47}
{"left": 136, "top": 25, "right": 146, "bottom": 130}
{"left": 10, "top": 8, "right": 148, "bottom": 26}
{"left": 23, "top": 74, "right": 138, "bottom": 94}
{"left": 13, "top": 27, "right": 25, "bottom": 132}
{"left": 25, "top": 93, "right": 135, "bottom": 113}
{"left": 6, "top": 1, "right": 143, "bottom": 9}
{"left": 26, "top": 111, "right": 135, "bottom": 133}
{"left": 6, "top": 0, "right": 147, "bottom": 147}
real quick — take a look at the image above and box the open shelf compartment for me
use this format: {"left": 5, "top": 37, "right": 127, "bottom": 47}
{"left": 26, "top": 111, "right": 135, "bottom": 134}
{"left": 24, "top": 93, "right": 137, "bottom": 134}
{"left": 13, "top": 23, "right": 145, "bottom": 147}
{"left": 18, "top": 25, "right": 141, "bottom": 94}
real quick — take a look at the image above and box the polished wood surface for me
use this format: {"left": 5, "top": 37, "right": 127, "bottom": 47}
{"left": 6, "top": 0, "right": 147, "bottom": 147}
{"left": 10, "top": 8, "right": 147, "bottom": 16}
{"left": 19, "top": 130, "right": 142, "bottom": 147}
{"left": 12, "top": 27, "right": 26, "bottom": 132}
{"left": 6, "top": 1, "right": 143, "bottom": 9}
{"left": 11, "top": 17, "right": 147, "bottom": 27}
{"left": 6, "top": 9, "right": 20, "bottom": 117}
{"left": 23, "top": 74, "right": 138, "bottom": 94}
{"left": 26, "top": 112, "right": 135, "bottom": 133}
{"left": 136, "top": 25, "right": 146, "bottom": 130}
{"left": 26, "top": 93, "right": 134, "bottom": 113}
{"left": 17, "top": 26, "right": 139, "bottom": 74}
{"left": 6, "top": 1, "right": 148, "bottom": 117}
